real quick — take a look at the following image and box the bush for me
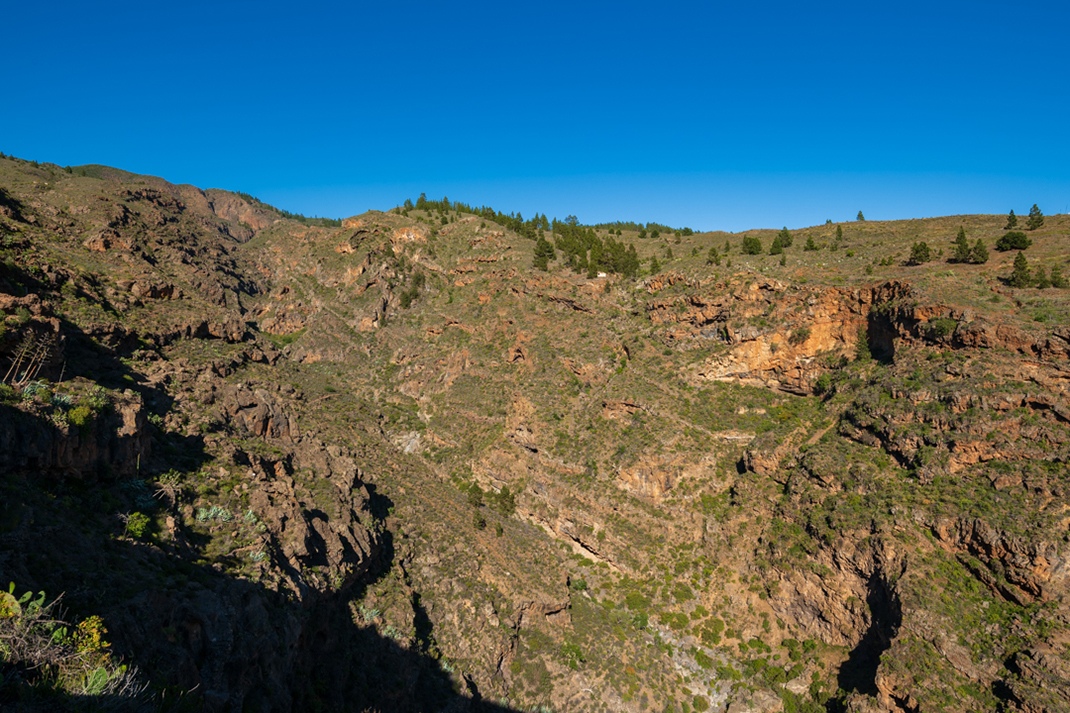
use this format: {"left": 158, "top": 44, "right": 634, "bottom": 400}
{"left": 124, "top": 512, "right": 152, "bottom": 540}
{"left": 925, "top": 318, "right": 958, "bottom": 340}
{"left": 996, "top": 231, "right": 1031, "bottom": 251}
{"left": 908, "top": 241, "right": 932, "bottom": 265}
{"left": 789, "top": 326, "right": 811, "bottom": 345}
{"left": 561, "top": 642, "right": 585, "bottom": 670}
{"left": 67, "top": 404, "right": 93, "bottom": 428}
{"left": 741, "top": 236, "right": 763, "bottom": 255}
{"left": 0, "top": 584, "right": 147, "bottom": 703}
{"left": 1051, "top": 264, "right": 1068, "bottom": 289}
{"left": 465, "top": 483, "right": 484, "bottom": 508}
{"left": 855, "top": 328, "right": 872, "bottom": 362}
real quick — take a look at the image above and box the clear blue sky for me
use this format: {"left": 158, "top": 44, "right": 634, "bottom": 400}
{"left": 4, "top": 1, "right": 1068, "bottom": 231}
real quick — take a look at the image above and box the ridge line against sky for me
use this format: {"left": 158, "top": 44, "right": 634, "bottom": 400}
{"left": 3, "top": 0, "right": 1068, "bottom": 232}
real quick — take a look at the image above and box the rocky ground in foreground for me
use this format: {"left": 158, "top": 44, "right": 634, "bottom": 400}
{"left": 1, "top": 155, "right": 1069, "bottom": 712}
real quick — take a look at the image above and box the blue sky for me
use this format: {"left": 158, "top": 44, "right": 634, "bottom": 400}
{"left": 4, "top": 1, "right": 1068, "bottom": 231}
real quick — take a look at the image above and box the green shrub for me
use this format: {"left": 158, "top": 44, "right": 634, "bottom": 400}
{"left": 788, "top": 326, "right": 811, "bottom": 345}
{"left": 0, "top": 584, "right": 147, "bottom": 703}
{"left": 908, "top": 242, "right": 931, "bottom": 265}
{"left": 465, "top": 483, "right": 484, "bottom": 508}
{"left": 124, "top": 512, "right": 152, "bottom": 540}
{"left": 561, "top": 642, "right": 585, "bottom": 669}
{"left": 741, "top": 236, "right": 763, "bottom": 255}
{"left": 67, "top": 404, "right": 93, "bottom": 428}
{"left": 996, "top": 231, "right": 1031, "bottom": 251}
{"left": 925, "top": 318, "right": 957, "bottom": 340}
{"left": 493, "top": 485, "right": 516, "bottom": 515}
{"left": 855, "top": 328, "right": 872, "bottom": 362}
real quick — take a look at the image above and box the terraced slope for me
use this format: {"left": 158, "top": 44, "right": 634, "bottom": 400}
{"left": 1, "top": 155, "right": 1068, "bottom": 712}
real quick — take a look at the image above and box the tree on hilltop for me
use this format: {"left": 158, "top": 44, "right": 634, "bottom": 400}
{"left": 777, "top": 227, "right": 793, "bottom": 248}
{"left": 1004, "top": 209, "right": 1018, "bottom": 229}
{"left": 857, "top": 211, "right": 865, "bottom": 221}
{"left": 1026, "top": 204, "right": 1044, "bottom": 230}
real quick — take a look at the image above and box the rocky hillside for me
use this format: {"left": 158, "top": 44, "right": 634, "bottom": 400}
{"left": 1, "top": 154, "right": 1068, "bottom": 712}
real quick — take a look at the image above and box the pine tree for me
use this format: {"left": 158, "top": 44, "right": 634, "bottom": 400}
{"left": 706, "top": 246, "right": 721, "bottom": 265}
{"left": 741, "top": 236, "right": 763, "bottom": 255}
{"left": 857, "top": 211, "right": 865, "bottom": 221}
{"left": 777, "top": 227, "right": 793, "bottom": 248}
{"left": 769, "top": 236, "right": 784, "bottom": 255}
{"left": 1008, "top": 252, "right": 1032, "bottom": 287}
{"left": 1051, "top": 264, "right": 1068, "bottom": 288}
{"left": 533, "top": 234, "right": 556, "bottom": 271}
{"left": 970, "top": 239, "right": 989, "bottom": 264}
{"left": 649, "top": 255, "right": 660, "bottom": 274}
{"left": 909, "top": 242, "right": 932, "bottom": 265}
{"left": 951, "top": 227, "right": 971, "bottom": 263}
{"left": 804, "top": 236, "right": 818, "bottom": 251}
{"left": 1004, "top": 209, "right": 1017, "bottom": 229}
{"left": 1026, "top": 204, "right": 1044, "bottom": 230}
{"left": 1035, "top": 266, "right": 1051, "bottom": 289}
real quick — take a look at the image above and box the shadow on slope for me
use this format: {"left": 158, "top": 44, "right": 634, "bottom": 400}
{"left": 0, "top": 410, "right": 520, "bottom": 713}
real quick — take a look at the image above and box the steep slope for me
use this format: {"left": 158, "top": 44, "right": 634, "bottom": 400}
{"left": 1, "top": 155, "right": 1069, "bottom": 712}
